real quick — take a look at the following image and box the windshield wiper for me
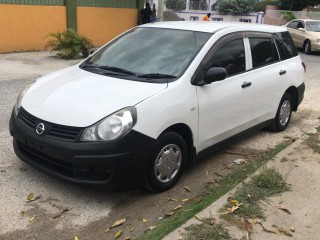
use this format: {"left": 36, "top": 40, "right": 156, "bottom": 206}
{"left": 98, "top": 66, "right": 136, "bottom": 76}
{"left": 138, "top": 73, "right": 177, "bottom": 79}
{"left": 82, "top": 65, "right": 136, "bottom": 76}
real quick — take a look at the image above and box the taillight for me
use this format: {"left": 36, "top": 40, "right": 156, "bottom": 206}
{"left": 302, "top": 62, "right": 306, "bottom": 73}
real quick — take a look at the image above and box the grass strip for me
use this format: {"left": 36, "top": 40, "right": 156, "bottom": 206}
{"left": 185, "top": 221, "right": 235, "bottom": 240}
{"left": 137, "top": 141, "right": 290, "bottom": 240}
{"left": 222, "top": 167, "right": 289, "bottom": 220}
{"left": 305, "top": 124, "right": 320, "bottom": 154}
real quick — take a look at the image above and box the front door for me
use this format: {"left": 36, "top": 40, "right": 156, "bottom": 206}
{"left": 195, "top": 33, "right": 253, "bottom": 152}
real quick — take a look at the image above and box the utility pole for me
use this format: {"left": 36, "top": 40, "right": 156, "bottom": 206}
{"left": 157, "top": 0, "right": 165, "bottom": 21}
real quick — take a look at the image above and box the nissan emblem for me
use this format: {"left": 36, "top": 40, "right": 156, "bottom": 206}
{"left": 35, "top": 123, "right": 45, "bottom": 135}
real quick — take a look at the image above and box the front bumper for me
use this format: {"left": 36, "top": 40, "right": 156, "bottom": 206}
{"left": 9, "top": 109, "right": 156, "bottom": 187}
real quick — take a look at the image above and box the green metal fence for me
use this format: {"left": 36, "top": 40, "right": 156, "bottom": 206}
{"left": 0, "top": 0, "right": 137, "bottom": 8}
{"left": 0, "top": 0, "right": 64, "bottom": 5}
{"left": 78, "top": 0, "right": 136, "bottom": 8}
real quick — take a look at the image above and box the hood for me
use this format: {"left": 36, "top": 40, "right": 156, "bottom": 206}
{"left": 21, "top": 66, "right": 167, "bottom": 127}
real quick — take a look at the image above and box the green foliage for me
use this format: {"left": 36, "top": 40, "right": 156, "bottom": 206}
{"left": 216, "top": 0, "right": 256, "bottom": 14}
{"left": 46, "top": 28, "right": 94, "bottom": 59}
{"left": 185, "top": 223, "right": 234, "bottom": 240}
{"left": 211, "top": 0, "right": 220, "bottom": 11}
{"left": 281, "top": 11, "right": 296, "bottom": 23}
{"left": 253, "top": 0, "right": 278, "bottom": 12}
{"left": 305, "top": 125, "right": 320, "bottom": 154}
{"left": 279, "top": 0, "right": 320, "bottom": 11}
{"left": 164, "top": 0, "right": 186, "bottom": 11}
{"left": 223, "top": 167, "right": 289, "bottom": 219}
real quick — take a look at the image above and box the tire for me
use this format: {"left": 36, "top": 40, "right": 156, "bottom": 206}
{"left": 145, "top": 132, "right": 187, "bottom": 192}
{"left": 270, "top": 93, "right": 292, "bottom": 132}
{"left": 304, "top": 40, "right": 311, "bottom": 54}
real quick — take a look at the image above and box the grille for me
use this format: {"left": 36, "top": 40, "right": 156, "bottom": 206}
{"left": 18, "top": 142, "right": 74, "bottom": 177}
{"left": 19, "top": 108, "right": 83, "bottom": 142}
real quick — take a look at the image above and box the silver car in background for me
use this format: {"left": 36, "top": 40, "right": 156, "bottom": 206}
{"left": 286, "top": 19, "right": 320, "bottom": 54}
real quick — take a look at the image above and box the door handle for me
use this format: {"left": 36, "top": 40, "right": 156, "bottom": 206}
{"left": 242, "top": 82, "right": 251, "bottom": 88}
{"left": 279, "top": 70, "right": 287, "bottom": 75}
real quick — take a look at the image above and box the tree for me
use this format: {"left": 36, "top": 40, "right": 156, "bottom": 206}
{"left": 211, "top": 0, "right": 220, "bottom": 11}
{"left": 280, "top": 0, "right": 318, "bottom": 11}
{"left": 199, "top": 0, "right": 208, "bottom": 10}
{"left": 216, "top": 0, "right": 256, "bottom": 14}
{"left": 253, "top": 0, "right": 278, "bottom": 12}
{"left": 165, "top": 0, "right": 186, "bottom": 11}
{"left": 279, "top": 0, "right": 320, "bottom": 10}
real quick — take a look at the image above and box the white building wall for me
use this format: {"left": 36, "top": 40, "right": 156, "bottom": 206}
{"left": 176, "top": 11, "right": 264, "bottom": 24}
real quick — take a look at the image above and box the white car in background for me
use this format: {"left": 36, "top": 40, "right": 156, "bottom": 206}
{"left": 10, "top": 22, "right": 305, "bottom": 192}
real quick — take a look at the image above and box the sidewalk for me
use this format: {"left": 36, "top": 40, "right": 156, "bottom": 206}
{"left": 163, "top": 124, "right": 320, "bottom": 240}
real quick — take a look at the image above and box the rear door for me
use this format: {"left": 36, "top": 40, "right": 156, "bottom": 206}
{"left": 246, "top": 32, "right": 283, "bottom": 124}
{"left": 195, "top": 33, "right": 254, "bottom": 151}
{"left": 286, "top": 20, "right": 301, "bottom": 47}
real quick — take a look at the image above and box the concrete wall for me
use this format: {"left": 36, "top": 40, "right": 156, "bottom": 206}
{"left": 0, "top": 5, "right": 66, "bottom": 53}
{"left": 0, "top": 4, "right": 138, "bottom": 53}
{"left": 77, "top": 7, "right": 138, "bottom": 47}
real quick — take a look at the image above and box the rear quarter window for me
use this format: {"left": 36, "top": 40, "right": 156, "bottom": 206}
{"left": 273, "top": 31, "right": 298, "bottom": 60}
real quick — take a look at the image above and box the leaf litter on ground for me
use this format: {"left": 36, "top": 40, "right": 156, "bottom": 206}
{"left": 111, "top": 218, "right": 126, "bottom": 228}
{"left": 53, "top": 208, "right": 71, "bottom": 219}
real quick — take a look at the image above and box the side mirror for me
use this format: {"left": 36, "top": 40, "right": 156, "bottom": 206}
{"left": 298, "top": 28, "right": 305, "bottom": 32}
{"left": 89, "top": 48, "right": 99, "bottom": 55}
{"left": 204, "top": 67, "right": 228, "bottom": 84}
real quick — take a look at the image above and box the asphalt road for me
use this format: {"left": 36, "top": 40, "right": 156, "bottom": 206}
{"left": 0, "top": 51, "right": 319, "bottom": 239}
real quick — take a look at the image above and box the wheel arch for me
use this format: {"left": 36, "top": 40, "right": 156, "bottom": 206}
{"left": 161, "top": 123, "right": 196, "bottom": 167}
{"left": 303, "top": 39, "right": 311, "bottom": 49}
{"left": 285, "top": 86, "right": 298, "bottom": 111}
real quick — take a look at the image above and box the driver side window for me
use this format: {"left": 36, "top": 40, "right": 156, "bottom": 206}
{"left": 207, "top": 38, "right": 246, "bottom": 77}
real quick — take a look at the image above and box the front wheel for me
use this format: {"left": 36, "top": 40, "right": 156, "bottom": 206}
{"left": 145, "top": 132, "right": 187, "bottom": 192}
{"left": 270, "top": 93, "right": 292, "bottom": 132}
{"left": 304, "top": 40, "right": 311, "bottom": 54}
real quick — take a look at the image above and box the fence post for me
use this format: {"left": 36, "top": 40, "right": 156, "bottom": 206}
{"left": 66, "top": 0, "right": 77, "bottom": 31}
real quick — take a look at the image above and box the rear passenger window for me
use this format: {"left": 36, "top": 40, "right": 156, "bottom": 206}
{"left": 273, "top": 32, "right": 298, "bottom": 60}
{"left": 249, "top": 38, "right": 279, "bottom": 68}
{"left": 209, "top": 39, "right": 246, "bottom": 76}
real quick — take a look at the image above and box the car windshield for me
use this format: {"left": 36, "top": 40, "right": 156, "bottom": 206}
{"left": 81, "top": 27, "right": 211, "bottom": 82}
{"left": 306, "top": 21, "right": 320, "bottom": 32}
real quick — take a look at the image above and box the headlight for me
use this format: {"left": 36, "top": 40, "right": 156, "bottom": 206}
{"left": 14, "top": 83, "right": 34, "bottom": 116}
{"left": 80, "top": 107, "right": 137, "bottom": 141}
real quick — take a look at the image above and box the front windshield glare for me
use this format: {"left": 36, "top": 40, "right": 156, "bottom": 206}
{"left": 86, "top": 28, "right": 211, "bottom": 79}
{"left": 306, "top": 21, "right": 320, "bottom": 32}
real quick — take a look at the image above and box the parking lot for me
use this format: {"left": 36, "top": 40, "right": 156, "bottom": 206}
{"left": 0, "top": 51, "right": 320, "bottom": 240}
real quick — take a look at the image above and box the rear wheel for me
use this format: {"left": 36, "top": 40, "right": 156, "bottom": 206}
{"left": 145, "top": 132, "right": 187, "bottom": 192}
{"left": 304, "top": 40, "right": 311, "bottom": 54}
{"left": 270, "top": 93, "right": 292, "bottom": 132}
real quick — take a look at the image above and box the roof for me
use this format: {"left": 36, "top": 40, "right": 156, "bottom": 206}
{"left": 293, "top": 19, "right": 320, "bottom": 23}
{"left": 139, "top": 21, "right": 287, "bottom": 33}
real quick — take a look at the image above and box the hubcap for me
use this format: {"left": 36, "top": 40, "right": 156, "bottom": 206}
{"left": 154, "top": 144, "right": 182, "bottom": 183}
{"left": 279, "top": 100, "right": 291, "bottom": 126}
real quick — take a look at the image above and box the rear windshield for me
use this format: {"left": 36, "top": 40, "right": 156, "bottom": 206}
{"left": 81, "top": 28, "right": 211, "bottom": 83}
{"left": 273, "top": 31, "right": 298, "bottom": 60}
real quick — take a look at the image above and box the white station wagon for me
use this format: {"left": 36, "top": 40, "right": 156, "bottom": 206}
{"left": 10, "top": 22, "right": 305, "bottom": 192}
